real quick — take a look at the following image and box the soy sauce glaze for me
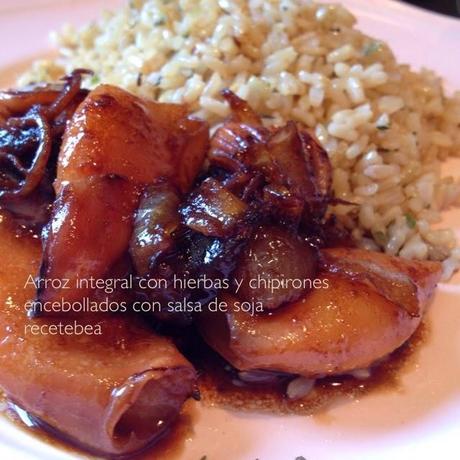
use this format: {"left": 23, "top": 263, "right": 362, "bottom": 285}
{"left": 193, "top": 322, "right": 428, "bottom": 415}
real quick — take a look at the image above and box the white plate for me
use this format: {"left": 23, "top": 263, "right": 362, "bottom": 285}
{"left": 1, "top": 1, "right": 460, "bottom": 459}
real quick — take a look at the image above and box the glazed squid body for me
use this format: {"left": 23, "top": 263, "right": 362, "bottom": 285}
{"left": 38, "top": 84, "right": 208, "bottom": 306}
{"left": 198, "top": 248, "right": 442, "bottom": 377}
{"left": 0, "top": 220, "right": 196, "bottom": 456}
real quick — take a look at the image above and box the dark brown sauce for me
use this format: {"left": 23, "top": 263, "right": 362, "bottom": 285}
{"left": 196, "top": 321, "right": 429, "bottom": 416}
{"left": 134, "top": 402, "right": 196, "bottom": 460}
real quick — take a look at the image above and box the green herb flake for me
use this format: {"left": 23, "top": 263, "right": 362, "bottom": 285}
{"left": 363, "top": 41, "right": 382, "bottom": 56}
{"left": 374, "top": 230, "right": 387, "bottom": 246}
{"left": 89, "top": 74, "right": 100, "bottom": 86}
{"left": 405, "top": 212, "right": 417, "bottom": 229}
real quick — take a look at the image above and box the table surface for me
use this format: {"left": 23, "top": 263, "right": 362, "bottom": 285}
{"left": 401, "top": 0, "right": 460, "bottom": 17}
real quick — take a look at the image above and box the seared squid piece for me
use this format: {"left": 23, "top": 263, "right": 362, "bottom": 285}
{"left": 36, "top": 85, "right": 208, "bottom": 310}
{"left": 198, "top": 248, "right": 441, "bottom": 377}
{"left": 0, "top": 220, "right": 196, "bottom": 457}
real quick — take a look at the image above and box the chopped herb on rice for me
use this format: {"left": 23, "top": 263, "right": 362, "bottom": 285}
{"left": 405, "top": 212, "right": 417, "bottom": 229}
{"left": 363, "top": 40, "right": 383, "bottom": 56}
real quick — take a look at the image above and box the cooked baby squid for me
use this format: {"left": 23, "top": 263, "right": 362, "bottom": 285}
{"left": 0, "top": 216, "right": 197, "bottom": 457}
{"left": 198, "top": 248, "right": 442, "bottom": 377}
{"left": 35, "top": 85, "right": 208, "bottom": 311}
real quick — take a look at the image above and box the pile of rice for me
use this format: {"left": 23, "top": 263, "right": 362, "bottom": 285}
{"left": 21, "top": 0, "right": 460, "bottom": 279}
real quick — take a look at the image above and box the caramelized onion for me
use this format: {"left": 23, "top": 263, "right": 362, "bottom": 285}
{"left": 221, "top": 88, "right": 263, "bottom": 125}
{"left": 298, "top": 129, "right": 332, "bottom": 218}
{"left": 181, "top": 177, "right": 248, "bottom": 237}
{"left": 208, "top": 90, "right": 333, "bottom": 228}
{"left": 0, "top": 85, "right": 62, "bottom": 116}
{"left": 209, "top": 121, "right": 269, "bottom": 173}
{"left": 0, "top": 110, "right": 52, "bottom": 199}
{"left": 209, "top": 90, "right": 269, "bottom": 172}
{"left": 0, "top": 70, "right": 91, "bottom": 228}
{"left": 130, "top": 180, "right": 181, "bottom": 276}
{"left": 262, "top": 184, "right": 305, "bottom": 224}
{"left": 266, "top": 121, "right": 314, "bottom": 197}
{"left": 45, "top": 69, "right": 92, "bottom": 119}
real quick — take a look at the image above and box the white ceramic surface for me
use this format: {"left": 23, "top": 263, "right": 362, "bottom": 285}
{"left": 0, "top": 1, "right": 459, "bottom": 459}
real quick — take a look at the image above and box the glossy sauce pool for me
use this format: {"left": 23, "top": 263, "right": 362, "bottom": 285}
{"left": 0, "top": 213, "right": 428, "bottom": 459}
{"left": 195, "top": 323, "right": 427, "bottom": 416}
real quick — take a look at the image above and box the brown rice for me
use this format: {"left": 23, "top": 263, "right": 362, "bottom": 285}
{"left": 20, "top": 0, "right": 460, "bottom": 279}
